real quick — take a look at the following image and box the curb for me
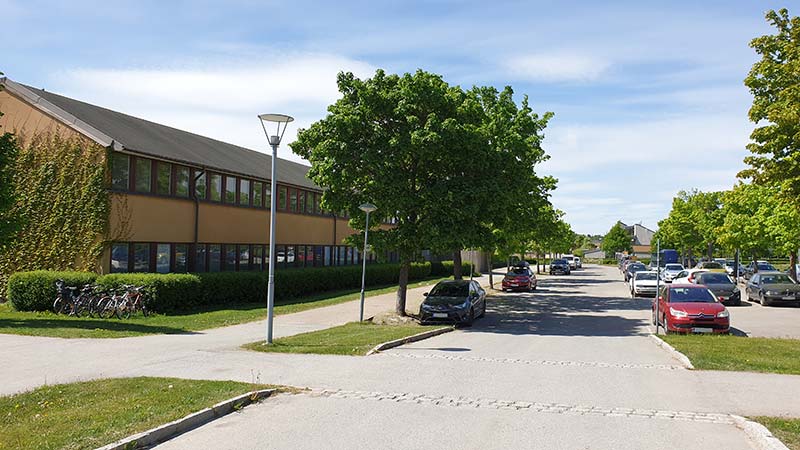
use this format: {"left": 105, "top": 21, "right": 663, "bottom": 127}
{"left": 731, "top": 415, "right": 790, "bottom": 450}
{"left": 95, "top": 388, "right": 276, "bottom": 450}
{"left": 366, "top": 327, "right": 454, "bottom": 355}
{"left": 649, "top": 334, "right": 694, "bottom": 369}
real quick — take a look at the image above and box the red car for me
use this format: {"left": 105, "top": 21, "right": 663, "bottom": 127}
{"left": 502, "top": 265, "right": 537, "bottom": 292}
{"left": 652, "top": 284, "right": 730, "bottom": 334}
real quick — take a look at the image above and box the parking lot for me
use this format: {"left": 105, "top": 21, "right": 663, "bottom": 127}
{"left": 730, "top": 283, "right": 800, "bottom": 338}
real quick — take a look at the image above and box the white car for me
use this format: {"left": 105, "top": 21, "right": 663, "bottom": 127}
{"left": 630, "top": 271, "right": 660, "bottom": 297}
{"left": 661, "top": 263, "right": 685, "bottom": 283}
{"left": 563, "top": 254, "right": 576, "bottom": 269}
{"left": 671, "top": 268, "right": 708, "bottom": 285}
{"left": 574, "top": 257, "right": 582, "bottom": 269}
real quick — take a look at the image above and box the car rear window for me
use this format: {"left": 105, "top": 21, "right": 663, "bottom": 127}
{"left": 697, "top": 273, "right": 732, "bottom": 284}
{"left": 510, "top": 268, "right": 529, "bottom": 275}
{"left": 762, "top": 274, "right": 793, "bottom": 284}
{"left": 665, "top": 264, "right": 683, "bottom": 270}
{"left": 758, "top": 263, "right": 777, "bottom": 271}
{"left": 703, "top": 262, "right": 723, "bottom": 269}
{"left": 635, "top": 272, "right": 658, "bottom": 280}
{"left": 429, "top": 283, "right": 469, "bottom": 297}
{"left": 669, "top": 287, "right": 716, "bottom": 303}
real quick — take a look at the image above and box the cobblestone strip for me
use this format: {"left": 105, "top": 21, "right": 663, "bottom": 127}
{"left": 305, "top": 388, "right": 734, "bottom": 425}
{"left": 381, "top": 351, "right": 685, "bottom": 371}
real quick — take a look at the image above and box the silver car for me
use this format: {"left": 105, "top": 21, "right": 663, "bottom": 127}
{"left": 661, "top": 263, "right": 685, "bottom": 283}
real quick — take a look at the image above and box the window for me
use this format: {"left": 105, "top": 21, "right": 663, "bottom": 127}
{"left": 289, "top": 189, "right": 297, "bottom": 212}
{"left": 195, "top": 244, "right": 207, "bottom": 272}
{"left": 253, "top": 245, "right": 263, "bottom": 271}
{"left": 156, "top": 244, "right": 170, "bottom": 273}
{"left": 111, "top": 153, "right": 130, "bottom": 190}
{"left": 278, "top": 186, "right": 287, "bottom": 210}
{"left": 354, "top": 248, "right": 360, "bottom": 265}
{"left": 286, "top": 245, "right": 296, "bottom": 266}
{"left": 239, "top": 179, "right": 250, "bottom": 206}
{"left": 175, "top": 244, "right": 188, "bottom": 272}
{"left": 324, "top": 246, "right": 331, "bottom": 266}
{"left": 209, "top": 244, "right": 221, "bottom": 272}
{"left": 298, "top": 191, "right": 306, "bottom": 214}
{"left": 347, "top": 247, "right": 354, "bottom": 265}
{"left": 175, "top": 166, "right": 190, "bottom": 197}
{"left": 133, "top": 243, "right": 150, "bottom": 272}
{"left": 314, "top": 246, "right": 323, "bottom": 267}
{"left": 195, "top": 172, "right": 206, "bottom": 200}
{"left": 253, "top": 182, "right": 263, "bottom": 207}
{"left": 135, "top": 158, "right": 152, "bottom": 193}
{"left": 297, "top": 245, "right": 306, "bottom": 267}
{"left": 225, "top": 245, "right": 237, "bottom": 271}
{"left": 276, "top": 245, "right": 286, "bottom": 268}
{"left": 111, "top": 243, "right": 129, "bottom": 273}
{"left": 225, "top": 177, "right": 237, "bottom": 204}
{"left": 337, "top": 246, "right": 345, "bottom": 265}
{"left": 314, "top": 193, "right": 321, "bottom": 215}
{"left": 239, "top": 245, "right": 250, "bottom": 271}
{"left": 209, "top": 174, "right": 222, "bottom": 202}
{"left": 265, "top": 184, "right": 272, "bottom": 209}
{"left": 157, "top": 162, "right": 171, "bottom": 195}
{"left": 306, "top": 192, "right": 315, "bottom": 214}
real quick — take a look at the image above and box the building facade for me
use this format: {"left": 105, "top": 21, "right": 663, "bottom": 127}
{"left": 0, "top": 77, "right": 393, "bottom": 274}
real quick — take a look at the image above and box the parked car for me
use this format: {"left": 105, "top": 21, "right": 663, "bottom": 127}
{"left": 563, "top": 254, "right": 576, "bottom": 270}
{"left": 694, "top": 261, "right": 727, "bottom": 272}
{"left": 744, "top": 271, "right": 800, "bottom": 306}
{"left": 652, "top": 284, "right": 730, "bottom": 334}
{"left": 695, "top": 272, "right": 741, "bottom": 306}
{"left": 502, "top": 264, "right": 537, "bottom": 292}
{"left": 661, "top": 263, "right": 685, "bottom": 283}
{"left": 550, "top": 259, "right": 571, "bottom": 275}
{"left": 724, "top": 260, "right": 746, "bottom": 277}
{"left": 742, "top": 261, "right": 778, "bottom": 280}
{"left": 624, "top": 262, "right": 647, "bottom": 282}
{"left": 631, "top": 271, "right": 659, "bottom": 297}
{"left": 420, "top": 280, "right": 487, "bottom": 325}
{"left": 672, "top": 268, "right": 708, "bottom": 285}
{"left": 573, "top": 256, "right": 582, "bottom": 269}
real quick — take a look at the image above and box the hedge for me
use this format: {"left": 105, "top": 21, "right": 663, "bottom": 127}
{"left": 429, "top": 261, "right": 476, "bottom": 277}
{"left": 6, "top": 262, "right": 434, "bottom": 313}
{"left": 6, "top": 271, "right": 98, "bottom": 311}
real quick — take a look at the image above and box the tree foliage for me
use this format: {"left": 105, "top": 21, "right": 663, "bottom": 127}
{"left": 654, "top": 190, "right": 723, "bottom": 259}
{"left": 602, "top": 222, "right": 633, "bottom": 256}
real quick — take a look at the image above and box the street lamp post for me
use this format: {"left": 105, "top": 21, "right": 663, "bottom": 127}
{"left": 358, "top": 203, "right": 377, "bottom": 322}
{"left": 258, "top": 113, "right": 293, "bottom": 344}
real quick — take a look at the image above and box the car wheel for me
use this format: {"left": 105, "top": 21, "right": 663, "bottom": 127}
{"left": 479, "top": 301, "right": 486, "bottom": 318}
{"left": 759, "top": 292, "right": 769, "bottom": 306}
{"left": 463, "top": 307, "right": 474, "bottom": 327}
{"left": 662, "top": 314, "right": 669, "bottom": 334}
{"left": 651, "top": 309, "right": 656, "bottom": 325}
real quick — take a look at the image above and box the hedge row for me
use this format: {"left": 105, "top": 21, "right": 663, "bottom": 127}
{"left": 6, "top": 263, "right": 433, "bottom": 313}
{"left": 429, "top": 261, "right": 476, "bottom": 277}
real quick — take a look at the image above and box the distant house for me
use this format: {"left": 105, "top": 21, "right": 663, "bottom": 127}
{"left": 584, "top": 249, "right": 606, "bottom": 260}
{"left": 619, "top": 222, "right": 655, "bottom": 247}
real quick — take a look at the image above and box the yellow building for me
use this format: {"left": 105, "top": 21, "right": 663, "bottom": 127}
{"left": 0, "top": 77, "right": 392, "bottom": 274}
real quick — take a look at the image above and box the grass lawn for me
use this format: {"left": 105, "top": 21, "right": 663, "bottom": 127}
{"left": 0, "top": 377, "right": 279, "bottom": 450}
{"left": 243, "top": 321, "right": 444, "bottom": 356}
{"left": 751, "top": 417, "right": 800, "bottom": 450}
{"left": 662, "top": 334, "right": 800, "bottom": 375}
{"left": 0, "top": 277, "right": 448, "bottom": 339}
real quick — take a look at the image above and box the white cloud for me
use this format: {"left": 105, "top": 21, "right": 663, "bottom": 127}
{"left": 50, "top": 53, "right": 377, "bottom": 165}
{"left": 503, "top": 53, "right": 611, "bottom": 82}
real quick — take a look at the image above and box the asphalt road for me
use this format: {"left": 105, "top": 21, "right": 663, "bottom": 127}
{"left": 154, "top": 265, "right": 797, "bottom": 450}
{"left": 732, "top": 283, "right": 800, "bottom": 338}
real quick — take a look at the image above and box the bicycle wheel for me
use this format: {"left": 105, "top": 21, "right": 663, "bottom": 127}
{"left": 53, "top": 296, "right": 65, "bottom": 314}
{"left": 119, "top": 298, "right": 132, "bottom": 319}
{"left": 100, "top": 298, "right": 117, "bottom": 319}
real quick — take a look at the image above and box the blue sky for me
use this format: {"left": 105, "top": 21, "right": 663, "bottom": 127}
{"left": 1, "top": 0, "right": 787, "bottom": 234}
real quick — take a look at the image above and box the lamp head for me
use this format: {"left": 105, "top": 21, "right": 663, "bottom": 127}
{"left": 258, "top": 113, "right": 294, "bottom": 147}
{"left": 359, "top": 203, "right": 377, "bottom": 214}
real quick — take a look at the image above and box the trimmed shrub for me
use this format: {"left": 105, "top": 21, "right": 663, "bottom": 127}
{"left": 96, "top": 273, "right": 202, "bottom": 312}
{"left": 7, "top": 271, "right": 97, "bottom": 311}
{"left": 430, "top": 261, "right": 476, "bottom": 277}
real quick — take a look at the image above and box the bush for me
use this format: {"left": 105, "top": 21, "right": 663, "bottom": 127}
{"left": 7, "top": 271, "right": 97, "bottom": 311}
{"left": 430, "top": 261, "right": 476, "bottom": 277}
{"left": 6, "top": 263, "right": 435, "bottom": 313}
{"left": 96, "top": 273, "right": 202, "bottom": 312}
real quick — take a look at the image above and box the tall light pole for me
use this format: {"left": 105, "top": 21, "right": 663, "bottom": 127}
{"left": 655, "top": 239, "right": 661, "bottom": 334}
{"left": 358, "top": 203, "right": 377, "bottom": 322}
{"left": 258, "top": 113, "right": 293, "bottom": 344}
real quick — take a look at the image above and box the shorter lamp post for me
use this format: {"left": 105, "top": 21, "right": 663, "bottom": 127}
{"left": 358, "top": 203, "right": 377, "bottom": 322}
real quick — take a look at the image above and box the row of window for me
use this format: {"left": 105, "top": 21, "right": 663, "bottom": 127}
{"left": 109, "top": 242, "right": 400, "bottom": 273}
{"left": 109, "top": 153, "right": 329, "bottom": 216}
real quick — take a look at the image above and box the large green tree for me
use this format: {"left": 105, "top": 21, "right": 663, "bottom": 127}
{"left": 741, "top": 9, "right": 800, "bottom": 205}
{"left": 602, "top": 222, "right": 632, "bottom": 257}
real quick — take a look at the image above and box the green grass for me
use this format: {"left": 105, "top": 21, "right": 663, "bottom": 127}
{"left": 0, "top": 277, "right": 448, "bottom": 339}
{"left": 751, "top": 417, "right": 800, "bottom": 450}
{"left": 662, "top": 335, "right": 800, "bottom": 375}
{"left": 243, "top": 321, "right": 443, "bottom": 355}
{"left": 0, "top": 377, "right": 280, "bottom": 450}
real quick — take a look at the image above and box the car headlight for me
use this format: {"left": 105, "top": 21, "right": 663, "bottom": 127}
{"left": 766, "top": 291, "right": 779, "bottom": 296}
{"left": 716, "top": 310, "right": 729, "bottom": 318}
{"left": 669, "top": 307, "right": 688, "bottom": 318}
{"left": 421, "top": 303, "right": 433, "bottom": 310}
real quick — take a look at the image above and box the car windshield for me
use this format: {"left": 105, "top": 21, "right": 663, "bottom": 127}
{"left": 429, "top": 283, "right": 469, "bottom": 297}
{"left": 702, "top": 262, "right": 723, "bottom": 269}
{"left": 757, "top": 263, "right": 777, "bottom": 271}
{"left": 636, "top": 272, "right": 658, "bottom": 280}
{"left": 665, "top": 264, "right": 683, "bottom": 271}
{"left": 554, "top": 259, "right": 567, "bottom": 264}
{"left": 629, "top": 264, "right": 645, "bottom": 271}
{"left": 669, "top": 287, "right": 717, "bottom": 303}
{"left": 697, "top": 273, "right": 732, "bottom": 284}
{"left": 761, "top": 274, "right": 793, "bottom": 284}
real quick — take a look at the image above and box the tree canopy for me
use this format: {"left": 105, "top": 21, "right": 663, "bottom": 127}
{"left": 602, "top": 222, "right": 632, "bottom": 257}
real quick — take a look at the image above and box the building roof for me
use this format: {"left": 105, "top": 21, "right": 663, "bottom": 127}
{"left": 618, "top": 221, "right": 655, "bottom": 246}
{"left": 0, "top": 77, "right": 318, "bottom": 191}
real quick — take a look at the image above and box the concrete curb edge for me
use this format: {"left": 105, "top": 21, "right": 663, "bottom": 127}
{"left": 95, "top": 388, "right": 277, "bottom": 450}
{"left": 649, "top": 334, "right": 695, "bottom": 369}
{"left": 367, "top": 327, "right": 454, "bottom": 355}
{"left": 730, "top": 415, "right": 790, "bottom": 450}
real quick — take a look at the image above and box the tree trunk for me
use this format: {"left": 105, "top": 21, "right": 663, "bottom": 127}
{"left": 790, "top": 252, "right": 798, "bottom": 282}
{"left": 396, "top": 259, "right": 410, "bottom": 316}
{"left": 452, "top": 249, "right": 463, "bottom": 280}
{"left": 486, "top": 251, "right": 494, "bottom": 289}
{"left": 707, "top": 242, "right": 713, "bottom": 261}
{"left": 752, "top": 250, "right": 758, "bottom": 273}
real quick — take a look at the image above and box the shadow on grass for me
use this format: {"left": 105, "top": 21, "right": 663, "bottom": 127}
{"left": 0, "top": 318, "right": 193, "bottom": 335}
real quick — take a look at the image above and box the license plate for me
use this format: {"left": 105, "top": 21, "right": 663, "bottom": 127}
{"left": 692, "top": 327, "right": 713, "bottom": 333}
{"left": 432, "top": 313, "right": 448, "bottom": 318}
{"left": 510, "top": 283, "right": 518, "bottom": 286}
{"left": 783, "top": 296, "right": 795, "bottom": 301}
